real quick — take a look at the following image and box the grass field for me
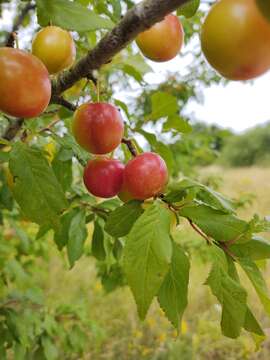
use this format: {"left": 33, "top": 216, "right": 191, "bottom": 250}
{"left": 40, "top": 167, "right": 270, "bottom": 359}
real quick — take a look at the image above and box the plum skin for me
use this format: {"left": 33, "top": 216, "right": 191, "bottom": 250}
{"left": 136, "top": 14, "right": 184, "bottom": 62}
{"left": 83, "top": 158, "right": 125, "bottom": 198}
{"left": 73, "top": 103, "right": 124, "bottom": 155}
{"left": 32, "top": 25, "right": 76, "bottom": 74}
{"left": 120, "top": 152, "right": 168, "bottom": 200}
{"left": 0, "top": 48, "right": 51, "bottom": 118}
{"left": 201, "top": 0, "right": 270, "bottom": 80}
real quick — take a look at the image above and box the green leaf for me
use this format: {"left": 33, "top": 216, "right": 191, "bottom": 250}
{"left": 92, "top": 221, "right": 115, "bottom": 269}
{"left": 36, "top": 0, "right": 114, "bottom": 31}
{"left": 0, "top": 176, "right": 13, "bottom": 211}
{"left": 138, "top": 129, "right": 174, "bottom": 173}
{"left": 14, "top": 343, "right": 26, "bottom": 360}
{"left": 163, "top": 115, "right": 192, "bottom": 133}
{"left": 52, "top": 133, "right": 91, "bottom": 166}
{"left": 177, "top": 0, "right": 200, "bottom": 18}
{"left": 123, "top": 202, "right": 172, "bottom": 319}
{"left": 54, "top": 209, "right": 78, "bottom": 250}
{"left": 92, "top": 220, "right": 106, "bottom": 261}
{"left": 41, "top": 336, "right": 58, "bottom": 360}
{"left": 67, "top": 324, "right": 88, "bottom": 353}
{"left": 158, "top": 242, "right": 190, "bottom": 329}
{"left": 123, "top": 54, "right": 151, "bottom": 74}
{"left": 52, "top": 154, "right": 72, "bottom": 192}
{"left": 206, "top": 246, "right": 247, "bottom": 338}
{"left": 231, "top": 236, "right": 270, "bottom": 260}
{"left": 146, "top": 92, "right": 178, "bottom": 121}
{"left": 239, "top": 215, "right": 270, "bottom": 243}
{"left": 226, "top": 257, "right": 265, "bottom": 340}
{"left": 0, "top": 346, "right": 6, "bottom": 360}
{"left": 111, "top": 0, "right": 122, "bottom": 21}
{"left": 67, "top": 209, "right": 87, "bottom": 268}
{"left": 119, "top": 54, "right": 152, "bottom": 82}
{"left": 105, "top": 200, "right": 143, "bottom": 238}
{"left": 238, "top": 258, "right": 270, "bottom": 317}
{"left": 155, "top": 142, "right": 175, "bottom": 175}
{"left": 9, "top": 143, "right": 67, "bottom": 228}
{"left": 180, "top": 204, "right": 247, "bottom": 242}
{"left": 168, "top": 178, "right": 235, "bottom": 213}
{"left": 244, "top": 307, "right": 265, "bottom": 337}
{"left": 121, "top": 64, "right": 144, "bottom": 83}
{"left": 0, "top": 151, "right": 10, "bottom": 163}
{"left": 4, "top": 309, "right": 20, "bottom": 342}
{"left": 36, "top": 224, "right": 51, "bottom": 240}
{"left": 99, "top": 264, "right": 125, "bottom": 293}
{"left": 31, "top": 346, "right": 46, "bottom": 360}
{"left": 114, "top": 99, "right": 129, "bottom": 117}
{"left": 11, "top": 221, "right": 30, "bottom": 254}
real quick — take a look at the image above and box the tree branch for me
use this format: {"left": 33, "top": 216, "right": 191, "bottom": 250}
{"left": 0, "top": 118, "right": 24, "bottom": 149}
{"left": 51, "top": 96, "right": 77, "bottom": 112}
{"left": 5, "top": 3, "right": 36, "bottom": 47}
{"left": 219, "top": 242, "right": 237, "bottom": 261}
{"left": 52, "top": 0, "right": 190, "bottom": 95}
{"left": 0, "top": 0, "right": 189, "bottom": 145}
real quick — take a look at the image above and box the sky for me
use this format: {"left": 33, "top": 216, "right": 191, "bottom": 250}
{"left": 2, "top": 2, "right": 270, "bottom": 133}
{"left": 145, "top": 57, "right": 270, "bottom": 133}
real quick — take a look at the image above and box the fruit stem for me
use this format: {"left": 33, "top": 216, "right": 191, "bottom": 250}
{"left": 121, "top": 138, "right": 137, "bottom": 157}
{"left": 6, "top": 32, "right": 17, "bottom": 48}
{"left": 96, "top": 79, "right": 100, "bottom": 103}
{"left": 187, "top": 218, "right": 212, "bottom": 245}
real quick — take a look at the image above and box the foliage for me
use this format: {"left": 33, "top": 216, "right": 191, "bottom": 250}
{"left": 220, "top": 122, "right": 270, "bottom": 167}
{"left": 0, "top": 0, "right": 269, "bottom": 358}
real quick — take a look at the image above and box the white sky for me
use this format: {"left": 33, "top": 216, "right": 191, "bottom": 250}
{"left": 145, "top": 57, "right": 270, "bottom": 133}
{"left": 189, "top": 73, "right": 270, "bottom": 133}
{"left": 2, "top": 2, "right": 270, "bottom": 133}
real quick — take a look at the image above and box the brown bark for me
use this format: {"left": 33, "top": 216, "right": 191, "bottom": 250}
{"left": 1, "top": 0, "right": 190, "bottom": 143}
{"left": 52, "top": 0, "right": 190, "bottom": 95}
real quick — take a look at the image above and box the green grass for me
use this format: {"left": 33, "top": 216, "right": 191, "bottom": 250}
{"left": 32, "top": 167, "right": 270, "bottom": 359}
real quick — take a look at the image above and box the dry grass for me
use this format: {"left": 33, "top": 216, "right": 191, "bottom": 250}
{"left": 202, "top": 166, "right": 270, "bottom": 219}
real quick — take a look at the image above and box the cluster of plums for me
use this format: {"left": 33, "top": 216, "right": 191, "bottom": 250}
{"left": 0, "top": 25, "right": 76, "bottom": 118}
{"left": 0, "top": 0, "right": 270, "bottom": 120}
{"left": 72, "top": 102, "right": 168, "bottom": 200}
{"left": 0, "top": 1, "right": 270, "bottom": 201}
{"left": 136, "top": 0, "right": 270, "bottom": 81}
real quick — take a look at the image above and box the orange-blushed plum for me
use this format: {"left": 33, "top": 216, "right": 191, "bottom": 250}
{"left": 32, "top": 26, "right": 76, "bottom": 74}
{"left": 136, "top": 14, "right": 184, "bottom": 62}
{"left": 83, "top": 158, "right": 125, "bottom": 198}
{"left": 201, "top": 0, "right": 270, "bottom": 80}
{"left": 0, "top": 48, "right": 51, "bottom": 118}
{"left": 73, "top": 103, "right": 124, "bottom": 155}
{"left": 121, "top": 152, "right": 168, "bottom": 200}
